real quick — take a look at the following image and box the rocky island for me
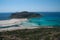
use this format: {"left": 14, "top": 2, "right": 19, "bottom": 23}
{"left": 11, "top": 11, "right": 41, "bottom": 19}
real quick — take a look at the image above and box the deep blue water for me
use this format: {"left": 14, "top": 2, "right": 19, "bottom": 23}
{"left": 0, "top": 13, "right": 12, "bottom": 20}
{"left": 0, "top": 12, "right": 60, "bottom": 27}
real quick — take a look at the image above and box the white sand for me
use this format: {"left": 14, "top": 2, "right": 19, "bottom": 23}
{"left": 0, "top": 18, "right": 27, "bottom": 26}
{"left": 0, "top": 18, "right": 39, "bottom": 32}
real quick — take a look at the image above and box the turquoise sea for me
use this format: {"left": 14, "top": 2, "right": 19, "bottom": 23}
{"left": 28, "top": 12, "right": 60, "bottom": 26}
{"left": 0, "top": 12, "right": 60, "bottom": 27}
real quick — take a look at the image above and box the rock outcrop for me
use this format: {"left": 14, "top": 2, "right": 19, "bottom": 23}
{"left": 11, "top": 11, "right": 41, "bottom": 19}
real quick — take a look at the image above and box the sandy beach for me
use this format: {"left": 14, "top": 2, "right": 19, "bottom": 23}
{"left": 0, "top": 18, "right": 27, "bottom": 26}
{"left": 0, "top": 18, "right": 39, "bottom": 32}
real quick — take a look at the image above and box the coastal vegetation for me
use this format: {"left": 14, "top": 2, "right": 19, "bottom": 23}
{"left": 0, "top": 28, "right": 60, "bottom": 40}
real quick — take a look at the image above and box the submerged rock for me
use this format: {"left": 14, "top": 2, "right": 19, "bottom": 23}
{"left": 11, "top": 11, "right": 41, "bottom": 19}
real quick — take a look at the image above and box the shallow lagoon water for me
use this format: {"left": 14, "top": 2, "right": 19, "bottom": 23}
{"left": 29, "top": 17, "right": 60, "bottom": 26}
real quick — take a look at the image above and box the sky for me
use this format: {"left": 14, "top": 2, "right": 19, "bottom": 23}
{"left": 0, "top": 0, "right": 60, "bottom": 12}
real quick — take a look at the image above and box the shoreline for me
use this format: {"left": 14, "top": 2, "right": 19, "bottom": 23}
{"left": 0, "top": 18, "right": 53, "bottom": 32}
{"left": 0, "top": 26, "right": 39, "bottom": 32}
